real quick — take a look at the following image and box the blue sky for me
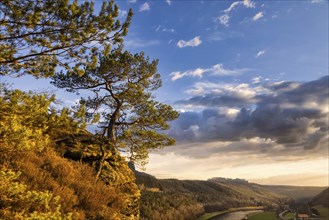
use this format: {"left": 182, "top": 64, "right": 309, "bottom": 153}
{"left": 118, "top": 0, "right": 328, "bottom": 105}
{"left": 2, "top": 0, "right": 328, "bottom": 185}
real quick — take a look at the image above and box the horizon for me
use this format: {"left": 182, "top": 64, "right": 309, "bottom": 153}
{"left": 2, "top": 0, "right": 328, "bottom": 187}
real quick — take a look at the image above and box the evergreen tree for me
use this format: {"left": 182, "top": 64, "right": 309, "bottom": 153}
{"left": 0, "top": 0, "right": 132, "bottom": 77}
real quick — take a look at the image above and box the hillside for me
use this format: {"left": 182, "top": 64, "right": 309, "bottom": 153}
{"left": 262, "top": 185, "right": 327, "bottom": 202}
{"left": 310, "top": 188, "right": 329, "bottom": 207}
{"left": 0, "top": 89, "right": 140, "bottom": 219}
{"left": 135, "top": 172, "right": 291, "bottom": 220}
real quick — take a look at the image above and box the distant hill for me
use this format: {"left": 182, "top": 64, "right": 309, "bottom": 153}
{"left": 135, "top": 172, "right": 291, "bottom": 220}
{"left": 310, "top": 188, "right": 329, "bottom": 207}
{"left": 262, "top": 185, "right": 327, "bottom": 202}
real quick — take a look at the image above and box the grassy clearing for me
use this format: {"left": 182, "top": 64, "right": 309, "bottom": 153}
{"left": 248, "top": 211, "right": 277, "bottom": 220}
{"left": 283, "top": 212, "right": 295, "bottom": 220}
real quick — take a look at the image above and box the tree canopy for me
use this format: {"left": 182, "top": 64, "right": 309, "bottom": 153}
{"left": 0, "top": 0, "right": 132, "bottom": 77}
{"left": 52, "top": 47, "right": 179, "bottom": 170}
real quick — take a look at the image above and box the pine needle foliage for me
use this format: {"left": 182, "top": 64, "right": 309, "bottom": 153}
{"left": 0, "top": 0, "right": 132, "bottom": 77}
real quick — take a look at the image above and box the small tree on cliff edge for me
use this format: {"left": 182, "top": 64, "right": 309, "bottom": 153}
{"left": 52, "top": 47, "right": 179, "bottom": 179}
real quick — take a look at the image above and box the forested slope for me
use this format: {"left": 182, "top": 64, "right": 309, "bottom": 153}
{"left": 310, "top": 188, "right": 329, "bottom": 207}
{"left": 262, "top": 185, "right": 327, "bottom": 202}
{"left": 135, "top": 171, "right": 291, "bottom": 220}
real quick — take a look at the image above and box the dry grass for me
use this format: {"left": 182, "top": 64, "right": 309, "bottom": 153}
{"left": 9, "top": 148, "right": 128, "bottom": 219}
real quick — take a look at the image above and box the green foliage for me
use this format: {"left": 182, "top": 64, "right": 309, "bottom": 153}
{"left": 0, "top": 85, "right": 85, "bottom": 158}
{"left": 0, "top": 0, "right": 133, "bottom": 77}
{"left": 51, "top": 47, "right": 179, "bottom": 168}
{"left": 0, "top": 87, "right": 53, "bottom": 153}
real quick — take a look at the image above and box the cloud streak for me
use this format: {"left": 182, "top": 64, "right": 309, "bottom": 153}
{"left": 155, "top": 25, "right": 175, "bottom": 33}
{"left": 125, "top": 38, "right": 160, "bottom": 48}
{"left": 255, "top": 50, "right": 266, "bottom": 58}
{"left": 253, "top": 12, "right": 264, "bottom": 21}
{"left": 224, "top": 0, "right": 256, "bottom": 13}
{"left": 170, "top": 64, "right": 249, "bottom": 81}
{"left": 177, "top": 36, "right": 202, "bottom": 48}
{"left": 219, "top": 0, "right": 256, "bottom": 26}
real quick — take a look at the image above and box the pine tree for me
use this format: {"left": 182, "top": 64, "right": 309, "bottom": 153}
{"left": 0, "top": 0, "right": 132, "bottom": 77}
{"left": 51, "top": 47, "right": 179, "bottom": 178}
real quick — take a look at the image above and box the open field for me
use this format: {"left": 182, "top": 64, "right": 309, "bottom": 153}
{"left": 248, "top": 211, "right": 278, "bottom": 220}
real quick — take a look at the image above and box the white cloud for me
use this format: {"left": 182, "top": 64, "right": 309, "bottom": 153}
{"left": 251, "top": 76, "right": 262, "bottom": 84}
{"left": 218, "top": 14, "right": 230, "bottom": 27}
{"left": 128, "top": 0, "right": 137, "bottom": 3}
{"left": 177, "top": 36, "right": 202, "bottom": 48}
{"left": 252, "top": 12, "right": 264, "bottom": 21}
{"left": 171, "top": 68, "right": 207, "bottom": 81}
{"left": 224, "top": 1, "right": 240, "bottom": 13}
{"left": 163, "top": 28, "right": 175, "bottom": 32}
{"left": 139, "top": 2, "right": 150, "bottom": 12}
{"left": 224, "top": 0, "right": 255, "bottom": 13}
{"left": 211, "top": 64, "right": 246, "bottom": 75}
{"left": 170, "top": 64, "right": 249, "bottom": 81}
{"left": 243, "top": 0, "right": 256, "bottom": 8}
{"left": 255, "top": 50, "right": 266, "bottom": 58}
{"left": 166, "top": 0, "right": 172, "bottom": 5}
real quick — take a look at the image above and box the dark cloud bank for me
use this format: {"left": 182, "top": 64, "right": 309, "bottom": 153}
{"left": 167, "top": 76, "right": 328, "bottom": 158}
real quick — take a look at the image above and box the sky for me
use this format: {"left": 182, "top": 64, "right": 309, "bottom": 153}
{"left": 2, "top": 0, "right": 328, "bottom": 186}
